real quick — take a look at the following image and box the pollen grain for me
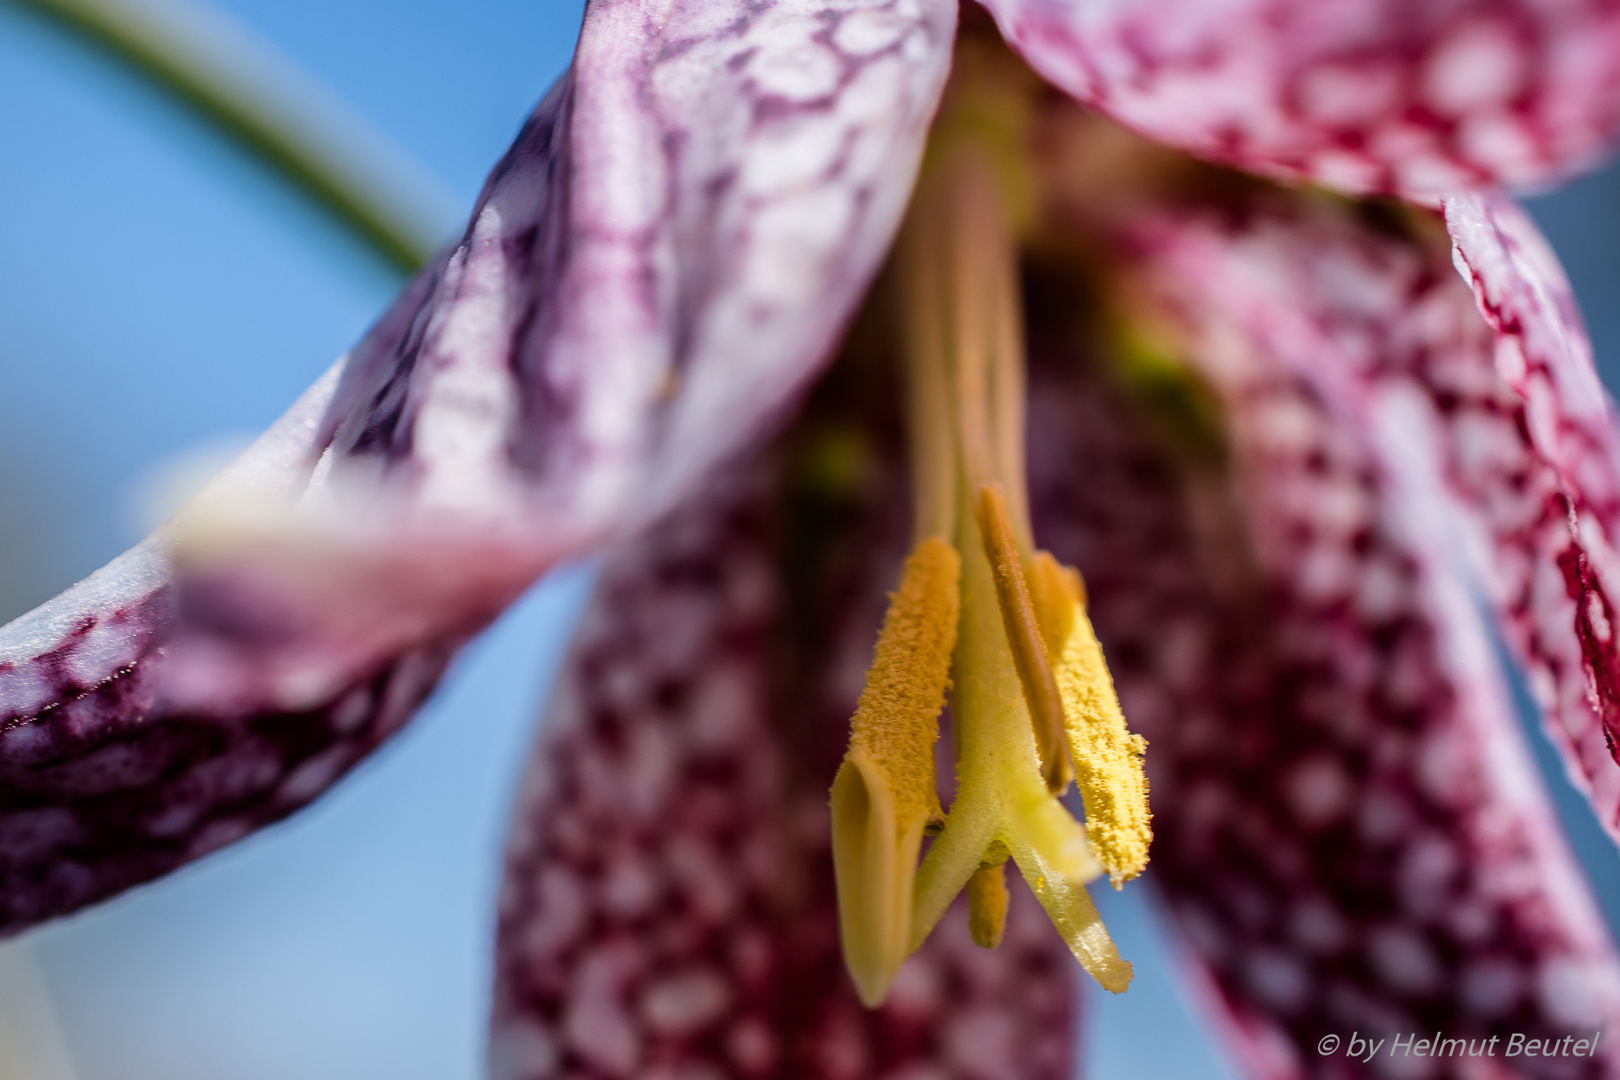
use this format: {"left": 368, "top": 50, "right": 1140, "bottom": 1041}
{"left": 845, "top": 535, "right": 961, "bottom": 820}
{"left": 1030, "top": 552, "right": 1152, "bottom": 886}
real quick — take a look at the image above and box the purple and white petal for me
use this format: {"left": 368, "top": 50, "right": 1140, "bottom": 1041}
{"left": 1054, "top": 203, "right": 1620, "bottom": 1076}
{"left": 1117, "top": 190, "right": 1620, "bottom": 843}
{"left": 179, "top": 0, "right": 958, "bottom": 723}
{"left": 0, "top": 369, "right": 460, "bottom": 931}
{"left": 981, "top": 0, "right": 1620, "bottom": 198}
{"left": 493, "top": 413, "right": 1075, "bottom": 1080}
{"left": 0, "top": 0, "right": 955, "bottom": 931}
{"left": 1445, "top": 193, "right": 1620, "bottom": 834}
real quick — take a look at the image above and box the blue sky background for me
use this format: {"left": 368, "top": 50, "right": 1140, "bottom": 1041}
{"left": 5, "top": 3, "right": 1620, "bottom": 1079}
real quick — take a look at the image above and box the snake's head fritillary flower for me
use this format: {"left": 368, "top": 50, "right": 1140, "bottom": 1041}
{"left": 10, "top": 1, "right": 1620, "bottom": 1076}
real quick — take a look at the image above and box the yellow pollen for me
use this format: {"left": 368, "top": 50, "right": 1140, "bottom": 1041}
{"left": 831, "top": 36, "right": 1146, "bottom": 1006}
{"left": 1028, "top": 554, "right": 1084, "bottom": 645}
{"left": 905, "top": 476, "right": 1131, "bottom": 997}
{"left": 1029, "top": 552, "right": 1153, "bottom": 887}
{"left": 831, "top": 535, "right": 961, "bottom": 1006}
{"left": 844, "top": 536, "right": 960, "bottom": 813}
{"left": 967, "top": 847, "right": 1011, "bottom": 949}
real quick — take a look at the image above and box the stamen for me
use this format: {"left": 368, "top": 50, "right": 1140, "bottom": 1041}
{"left": 976, "top": 485, "right": 1072, "bottom": 794}
{"left": 900, "top": 218, "right": 959, "bottom": 544}
{"left": 1029, "top": 552, "right": 1153, "bottom": 886}
{"left": 983, "top": 186, "right": 1032, "bottom": 547}
{"left": 832, "top": 536, "right": 961, "bottom": 1007}
{"left": 909, "top": 482, "right": 1131, "bottom": 995}
{"left": 967, "top": 843, "right": 1011, "bottom": 948}
{"left": 831, "top": 40, "right": 1146, "bottom": 1005}
{"left": 943, "top": 148, "right": 999, "bottom": 494}
{"left": 1028, "top": 552, "right": 1085, "bottom": 644}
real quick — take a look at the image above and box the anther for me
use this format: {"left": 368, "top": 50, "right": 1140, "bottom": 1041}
{"left": 1028, "top": 551, "right": 1152, "bottom": 886}
{"left": 832, "top": 535, "right": 961, "bottom": 1006}
{"left": 832, "top": 40, "right": 1148, "bottom": 1005}
{"left": 967, "top": 869, "right": 1010, "bottom": 949}
{"left": 1028, "top": 552, "right": 1084, "bottom": 647}
{"left": 967, "top": 841, "right": 1011, "bottom": 948}
{"left": 975, "top": 484, "right": 1073, "bottom": 794}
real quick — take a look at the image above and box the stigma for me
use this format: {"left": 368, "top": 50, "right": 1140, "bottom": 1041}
{"left": 829, "top": 43, "right": 1151, "bottom": 1007}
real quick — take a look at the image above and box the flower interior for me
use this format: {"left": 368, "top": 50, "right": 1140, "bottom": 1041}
{"left": 830, "top": 35, "right": 1152, "bottom": 1009}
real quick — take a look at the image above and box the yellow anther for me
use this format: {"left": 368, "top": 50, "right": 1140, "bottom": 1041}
{"left": 967, "top": 853, "right": 1010, "bottom": 949}
{"left": 1029, "top": 551, "right": 1152, "bottom": 887}
{"left": 907, "top": 492, "right": 1131, "bottom": 997}
{"left": 975, "top": 485, "right": 1072, "bottom": 794}
{"left": 1028, "top": 552, "right": 1084, "bottom": 651}
{"left": 832, "top": 535, "right": 961, "bottom": 1007}
{"left": 842, "top": 536, "right": 960, "bottom": 819}
{"left": 831, "top": 43, "right": 1149, "bottom": 1005}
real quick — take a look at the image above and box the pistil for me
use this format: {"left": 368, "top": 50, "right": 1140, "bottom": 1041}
{"left": 830, "top": 42, "right": 1150, "bottom": 1005}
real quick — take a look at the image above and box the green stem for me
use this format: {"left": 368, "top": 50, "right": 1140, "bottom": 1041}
{"left": 7, "top": 0, "right": 457, "bottom": 273}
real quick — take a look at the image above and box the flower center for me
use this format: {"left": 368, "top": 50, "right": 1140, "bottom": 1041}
{"left": 829, "top": 46, "right": 1152, "bottom": 1008}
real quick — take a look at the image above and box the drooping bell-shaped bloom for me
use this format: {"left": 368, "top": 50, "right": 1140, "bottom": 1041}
{"left": 11, "top": 0, "right": 1620, "bottom": 1076}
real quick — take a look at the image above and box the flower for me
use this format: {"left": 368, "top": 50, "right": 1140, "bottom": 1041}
{"left": 9, "top": 0, "right": 1620, "bottom": 1076}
